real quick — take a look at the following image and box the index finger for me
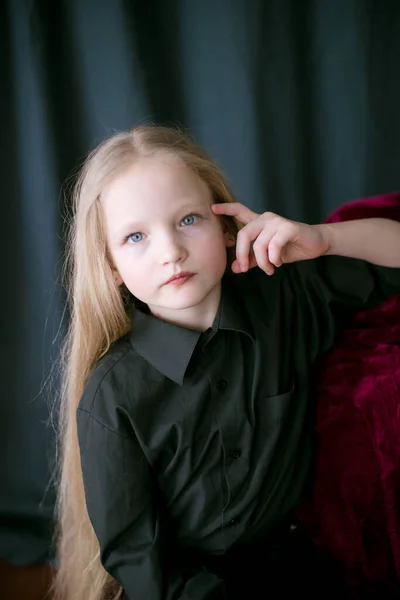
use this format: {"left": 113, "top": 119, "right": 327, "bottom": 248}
{"left": 211, "top": 202, "right": 258, "bottom": 225}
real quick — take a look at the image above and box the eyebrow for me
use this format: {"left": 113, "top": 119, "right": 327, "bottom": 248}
{"left": 179, "top": 201, "right": 212, "bottom": 214}
{"left": 114, "top": 222, "right": 144, "bottom": 237}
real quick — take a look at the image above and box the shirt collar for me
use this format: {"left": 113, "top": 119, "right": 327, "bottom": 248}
{"left": 128, "top": 273, "right": 254, "bottom": 385}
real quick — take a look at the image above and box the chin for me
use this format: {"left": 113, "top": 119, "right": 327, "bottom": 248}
{"left": 168, "top": 295, "right": 206, "bottom": 311}
{"left": 163, "top": 287, "right": 214, "bottom": 310}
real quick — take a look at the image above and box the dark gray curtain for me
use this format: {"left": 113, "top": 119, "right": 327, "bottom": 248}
{"left": 2, "top": 0, "right": 400, "bottom": 565}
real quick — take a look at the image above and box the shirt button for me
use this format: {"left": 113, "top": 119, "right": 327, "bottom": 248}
{"left": 229, "top": 518, "right": 240, "bottom": 526}
{"left": 216, "top": 379, "right": 227, "bottom": 391}
{"left": 228, "top": 450, "right": 241, "bottom": 460}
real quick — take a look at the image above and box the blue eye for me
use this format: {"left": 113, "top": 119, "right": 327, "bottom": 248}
{"left": 127, "top": 232, "right": 144, "bottom": 243}
{"left": 181, "top": 214, "right": 199, "bottom": 226}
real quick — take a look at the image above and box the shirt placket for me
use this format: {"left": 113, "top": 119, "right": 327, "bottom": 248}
{"left": 205, "top": 331, "right": 249, "bottom": 547}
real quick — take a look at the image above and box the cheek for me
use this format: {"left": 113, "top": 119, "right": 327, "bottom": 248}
{"left": 113, "top": 249, "right": 147, "bottom": 279}
{"left": 185, "top": 220, "right": 225, "bottom": 244}
{"left": 202, "top": 235, "right": 229, "bottom": 268}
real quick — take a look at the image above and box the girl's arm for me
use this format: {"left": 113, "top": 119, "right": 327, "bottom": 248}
{"left": 77, "top": 407, "right": 225, "bottom": 600}
{"left": 320, "top": 218, "right": 400, "bottom": 267}
{"left": 211, "top": 203, "right": 400, "bottom": 274}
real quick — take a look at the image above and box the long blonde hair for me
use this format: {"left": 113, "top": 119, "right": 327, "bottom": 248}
{"left": 54, "top": 124, "right": 238, "bottom": 600}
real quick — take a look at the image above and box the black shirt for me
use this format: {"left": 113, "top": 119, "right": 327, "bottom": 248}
{"left": 77, "top": 256, "right": 400, "bottom": 600}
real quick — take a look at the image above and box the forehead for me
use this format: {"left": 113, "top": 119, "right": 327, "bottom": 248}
{"left": 101, "top": 155, "right": 212, "bottom": 219}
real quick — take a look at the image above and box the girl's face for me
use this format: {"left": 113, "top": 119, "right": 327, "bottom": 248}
{"left": 102, "top": 155, "right": 232, "bottom": 330}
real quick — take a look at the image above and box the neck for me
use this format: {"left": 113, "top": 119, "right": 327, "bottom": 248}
{"left": 150, "top": 283, "right": 221, "bottom": 331}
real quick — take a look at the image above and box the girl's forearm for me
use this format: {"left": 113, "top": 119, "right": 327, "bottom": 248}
{"left": 317, "top": 218, "right": 400, "bottom": 267}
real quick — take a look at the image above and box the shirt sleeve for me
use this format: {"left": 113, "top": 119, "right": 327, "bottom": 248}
{"left": 287, "top": 256, "right": 400, "bottom": 361}
{"left": 77, "top": 408, "right": 225, "bottom": 600}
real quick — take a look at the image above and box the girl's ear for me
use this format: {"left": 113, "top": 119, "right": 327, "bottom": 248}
{"left": 112, "top": 268, "right": 123, "bottom": 286}
{"left": 107, "top": 250, "right": 123, "bottom": 286}
{"left": 218, "top": 213, "right": 236, "bottom": 248}
{"left": 224, "top": 231, "right": 236, "bottom": 248}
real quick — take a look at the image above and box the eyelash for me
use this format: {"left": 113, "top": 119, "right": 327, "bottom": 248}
{"left": 125, "top": 214, "right": 201, "bottom": 244}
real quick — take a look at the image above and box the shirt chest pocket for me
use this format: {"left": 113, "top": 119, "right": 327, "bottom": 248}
{"left": 255, "top": 386, "right": 295, "bottom": 430}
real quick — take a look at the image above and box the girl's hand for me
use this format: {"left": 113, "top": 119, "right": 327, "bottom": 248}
{"left": 212, "top": 202, "right": 330, "bottom": 274}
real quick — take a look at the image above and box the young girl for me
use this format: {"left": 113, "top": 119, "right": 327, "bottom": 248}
{"left": 54, "top": 124, "right": 400, "bottom": 600}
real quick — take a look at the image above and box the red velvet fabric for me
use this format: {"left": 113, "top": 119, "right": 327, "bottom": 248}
{"left": 296, "top": 192, "right": 400, "bottom": 598}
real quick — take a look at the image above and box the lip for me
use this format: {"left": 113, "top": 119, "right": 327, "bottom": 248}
{"left": 164, "top": 272, "right": 195, "bottom": 286}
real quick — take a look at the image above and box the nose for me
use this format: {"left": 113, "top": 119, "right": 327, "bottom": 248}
{"left": 156, "top": 230, "right": 187, "bottom": 265}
